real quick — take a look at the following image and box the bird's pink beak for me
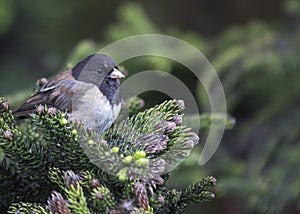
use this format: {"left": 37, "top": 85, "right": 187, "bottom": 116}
{"left": 109, "top": 68, "right": 125, "bottom": 79}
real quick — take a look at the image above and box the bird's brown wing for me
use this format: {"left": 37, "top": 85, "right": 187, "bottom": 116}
{"left": 13, "top": 70, "right": 94, "bottom": 118}
{"left": 41, "top": 69, "right": 74, "bottom": 89}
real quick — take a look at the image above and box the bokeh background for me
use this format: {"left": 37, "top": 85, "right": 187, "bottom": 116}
{"left": 1, "top": 0, "right": 300, "bottom": 213}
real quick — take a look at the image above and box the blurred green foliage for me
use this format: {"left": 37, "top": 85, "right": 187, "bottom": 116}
{"left": 0, "top": 0, "right": 14, "bottom": 35}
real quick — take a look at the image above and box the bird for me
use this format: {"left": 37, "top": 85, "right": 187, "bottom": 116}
{"left": 13, "top": 54, "right": 125, "bottom": 134}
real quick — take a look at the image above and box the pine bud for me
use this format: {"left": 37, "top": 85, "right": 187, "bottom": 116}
{"left": 134, "top": 182, "right": 149, "bottom": 210}
{"left": 38, "top": 77, "right": 48, "bottom": 87}
{"left": 175, "top": 99, "right": 185, "bottom": 111}
{"left": 95, "top": 192, "right": 103, "bottom": 200}
{"left": 209, "top": 176, "right": 217, "bottom": 186}
{"left": 86, "top": 128, "right": 94, "bottom": 136}
{"left": 210, "top": 193, "right": 216, "bottom": 199}
{"left": 117, "top": 168, "right": 128, "bottom": 181}
{"left": 126, "top": 168, "right": 134, "bottom": 181}
{"left": 48, "top": 107, "right": 57, "bottom": 116}
{"left": 143, "top": 133, "right": 169, "bottom": 154}
{"left": 171, "top": 189, "right": 177, "bottom": 196}
{"left": 64, "top": 170, "right": 79, "bottom": 190}
{"left": 143, "top": 177, "right": 165, "bottom": 195}
{"left": 171, "top": 114, "right": 182, "bottom": 125}
{"left": 71, "top": 129, "right": 78, "bottom": 136}
{"left": 90, "top": 178, "right": 101, "bottom": 189}
{"left": 88, "top": 139, "right": 94, "bottom": 145}
{"left": 117, "top": 200, "right": 134, "bottom": 213}
{"left": 98, "top": 139, "right": 107, "bottom": 147}
{"left": 123, "top": 155, "right": 133, "bottom": 164}
{"left": 59, "top": 118, "right": 68, "bottom": 126}
{"left": 187, "top": 132, "right": 199, "bottom": 145}
{"left": 158, "top": 195, "right": 164, "bottom": 203}
{"left": 47, "top": 191, "right": 71, "bottom": 214}
{"left": 136, "top": 158, "right": 149, "bottom": 166}
{"left": 164, "top": 121, "right": 176, "bottom": 133}
{"left": 149, "top": 158, "right": 166, "bottom": 175}
{"left": 134, "top": 150, "right": 146, "bottom": 159}
{"left": 74, "top": 120, "right": 82, "bottom": 129}
{"left": 0, "top": 100, "right": 9, "bottom": 111}
{"left": 154, "top": 121, "right": 176, "bottom": 134}
{"left": 153, "top": 176, "right": 165, "bottom": 186}
{"left": 111, "top": 147, "right": 120, "bottom": 154}
{"left": 3, "top": 130, "right": 13, "bottom": 140}
{"left": 35, "top": 105, "right": 45, "bottom": 115}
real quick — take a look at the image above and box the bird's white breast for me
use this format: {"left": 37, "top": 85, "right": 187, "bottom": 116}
{"left": 69, "top": 85, "right": 121, "bottom": 134}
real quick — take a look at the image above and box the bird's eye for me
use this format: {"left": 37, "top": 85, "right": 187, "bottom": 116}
{"left": 97, "top": 69, "right": 104, "bottom": 75}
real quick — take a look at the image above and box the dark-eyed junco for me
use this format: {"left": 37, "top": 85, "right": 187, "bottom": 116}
{"left": 13, "top": 54, "right": 125, "bottom": 133}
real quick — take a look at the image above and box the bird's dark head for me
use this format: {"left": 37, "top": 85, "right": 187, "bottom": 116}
{"left": 72, "top": 54, "right": 125, "bottom": 104}
{"left": 72, "top": 54, "right": 125, "bottom": 85}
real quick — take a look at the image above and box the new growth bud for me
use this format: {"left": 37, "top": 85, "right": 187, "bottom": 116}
{"left": 3, "top": 130, "right": 13, "bottom": 140}
{"left": 141, "top": 133, "right": 169, "bottom": 154}
{"left": 170, "top": 114, "right": 182, "bottom": 125}
{"left": 134, "top": 182, "right": 149, "bottom": 210}
{"left": 35, "top": 105, "right": 45, "bottom": 115}
{"left": 38, "top": 77, "right": 48, "bottom": 87}
{"left": 47, "top": 191, "right": 70, "bottom": 214}
{"left": 175, "top": 99, "right": 185, "bottom": 111}
{"left": 0, "top": 100, "right": 9, "bottom": 111}
{"left": 154, "top": 121, "right": 176, "bottom": 134}
{"left": 48, "top": 107, "right": 57, "bottom": 116}
{"left": 90, "top": 178, "right": 101, "bottom": 189}
{"left": 64, "top": 170, "right": 80, "bottom": 190}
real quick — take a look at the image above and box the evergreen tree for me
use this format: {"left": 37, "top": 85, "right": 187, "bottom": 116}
{"left": 0, "top": 97, "right": 216, "bottom": 213}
